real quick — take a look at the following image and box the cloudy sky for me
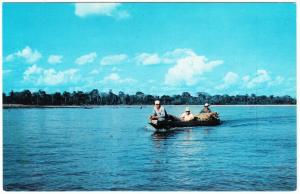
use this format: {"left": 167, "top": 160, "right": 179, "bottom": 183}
{"left": 3, "top": 3, "right": 296, "bottom": 96}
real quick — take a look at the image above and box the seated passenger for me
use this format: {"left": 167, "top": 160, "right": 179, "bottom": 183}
{"left": 180, "top": 107, "right": 194, "bottom": 121}
{"left": 200, "top": 103, "right": 212, "bottom": 113}
{"left": 150, "top": 100, "right": 168, "bottom": 121}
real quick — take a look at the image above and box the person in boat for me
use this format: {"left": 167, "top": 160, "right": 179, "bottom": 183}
{"left": 150, "top": 100, "right": 168, "bottom": 121}
{"left": 200, "top": 103, "right": 212, "bottom": 113}
{"left": 180, "top": 107, "right": 194, "bottom": 121}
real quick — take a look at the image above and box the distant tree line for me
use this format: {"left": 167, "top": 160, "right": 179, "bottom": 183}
{"left": 2, "top": 89, "right": 296, "bottom": 105}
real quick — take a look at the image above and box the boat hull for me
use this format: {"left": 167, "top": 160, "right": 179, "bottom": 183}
{"left": 149, "top": 118, "right": 221, "bottom": 130}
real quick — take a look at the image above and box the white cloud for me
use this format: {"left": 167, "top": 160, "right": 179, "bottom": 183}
{"left": 4, "top": 54, "right": 15, "bottom": 62}
{"left": 75, "top": 52, "right": 97, "bottom": 65}
{"left": 242, "top": 75, "right": 250, "bottom": 82}
{"left": 135, "top": 53, "right": 161, "bottom": 65}
{"left": 268, "top": 75, "right": 285, "bottom": 86}
{"left": 134, "top": 48, "right": 221, "bottom": 68}
{"left": 103, "top": 73, "right": 120, "bottom": 82}
{"left": 115, "top": 10, "right": 130, "bottom": 20}
{"left": 100, "top": 54, "right": 128, "bottom": 65}
{"left": 41, "top": 69, "right": 65, "bottom": 85}
{"left": 16, "top": 47, "right": 42, "bottom": 64}
{"left": 5, "top": 46, "right": 42, "bottom": 64}
{"left": 243, "top": 69, "right": 271, "bottom": 88}
{"left": 162, "top": 48, "right": 196, "bottom": 64}
{"left": 164, "top": 51, "right": 223, "bottom": 86}
{"left": 134, "top": 48, "right": 197, "bottom": 66}
{"left": 90, "top": 69, "right": 100, "bottom": 75}
{"left": 48, "top": 55, "right": 63, "bottom": 64}
{"left": 42, "top": 69, "right": 79, "bottom": 85}
{"left": 224, "top": 72, "right": 239, "bottom": 84}
{"left": 102, "top": 73, "right": 136, "bottom": 84}
{"left": 74, "top": 3, "right": 130, "bottom": 19}
{"left": 111, "top": 67, "right": 121, "bottom": 72}
{"left": 23, "top": 64, "right": 43, "bottom": 81}
{"left": 213, "top": 70, "right": 287, "bottom": 91}
{"left": 215, "top": 72, "right": 239, "bottom": 90}
{"left": 23, "top": 65, "right": 80, "bottom": 86}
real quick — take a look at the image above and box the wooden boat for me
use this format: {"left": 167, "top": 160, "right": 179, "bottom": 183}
{"left": 149, "top": 113, "right": 221, "bottom": 130}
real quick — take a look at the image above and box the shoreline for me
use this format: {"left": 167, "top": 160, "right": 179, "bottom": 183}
{"left": 2, "top": 104, "right": 297, "bottom": 109}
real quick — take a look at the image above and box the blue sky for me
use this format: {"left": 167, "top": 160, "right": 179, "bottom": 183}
{"left": 2, "top": 3, "right": 296, "bottom": 96}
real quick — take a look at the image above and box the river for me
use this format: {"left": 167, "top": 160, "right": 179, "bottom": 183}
{"left": 3, "top": 105, "right": 296, "bottom": 191}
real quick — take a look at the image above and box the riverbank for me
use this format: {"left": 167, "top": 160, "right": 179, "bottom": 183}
{"left": 2, "top": 104, "right": 144, "bottom": 109}
{"left": 2, "top": 104, "right": 296, "bottom": 109}
{"left": 3, "top": 104, "right": 83, "bottom": 109}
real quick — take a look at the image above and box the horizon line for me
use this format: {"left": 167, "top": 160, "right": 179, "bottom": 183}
{"left": 2, "top": 88, "right": 297, "bottom": 98}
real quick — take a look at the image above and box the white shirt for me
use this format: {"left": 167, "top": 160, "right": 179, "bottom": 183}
{"left": 180, "top": 112, "right": 194, "bottom": 121}
{"left": 153, "top": 106, "right": 167, "bottom": 120}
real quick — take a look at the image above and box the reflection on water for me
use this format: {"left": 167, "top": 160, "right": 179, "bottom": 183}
{"left": 3, "top": 106, "right": 296, "bottom": 191}
{"left": 152, "top": 127, "right": 213, "bottom": 141}
{"left": 152, "top": 128, "right": 186, "bottom": 140}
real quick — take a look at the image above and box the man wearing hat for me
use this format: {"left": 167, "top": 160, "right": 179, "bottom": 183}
{"left": 200, "top": 103, "right": 212, "bottom": 113}
{"left": 180, "top": 107, "right": 194, "bottom": 121}
{"left": 150, "top": 100, "right": 168, "bottom": 121}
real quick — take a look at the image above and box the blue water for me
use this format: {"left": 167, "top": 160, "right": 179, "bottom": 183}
{"left": 3, "top": 106, "right": 296, "bottom": 191}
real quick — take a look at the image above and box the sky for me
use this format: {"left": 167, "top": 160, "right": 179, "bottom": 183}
{"left": 2, "top": 3, "right": 296, "bottom": 97}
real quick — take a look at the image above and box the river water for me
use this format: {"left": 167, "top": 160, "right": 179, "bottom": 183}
{"left": 3, "top": 105, "right": 296, "bottom": 191}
